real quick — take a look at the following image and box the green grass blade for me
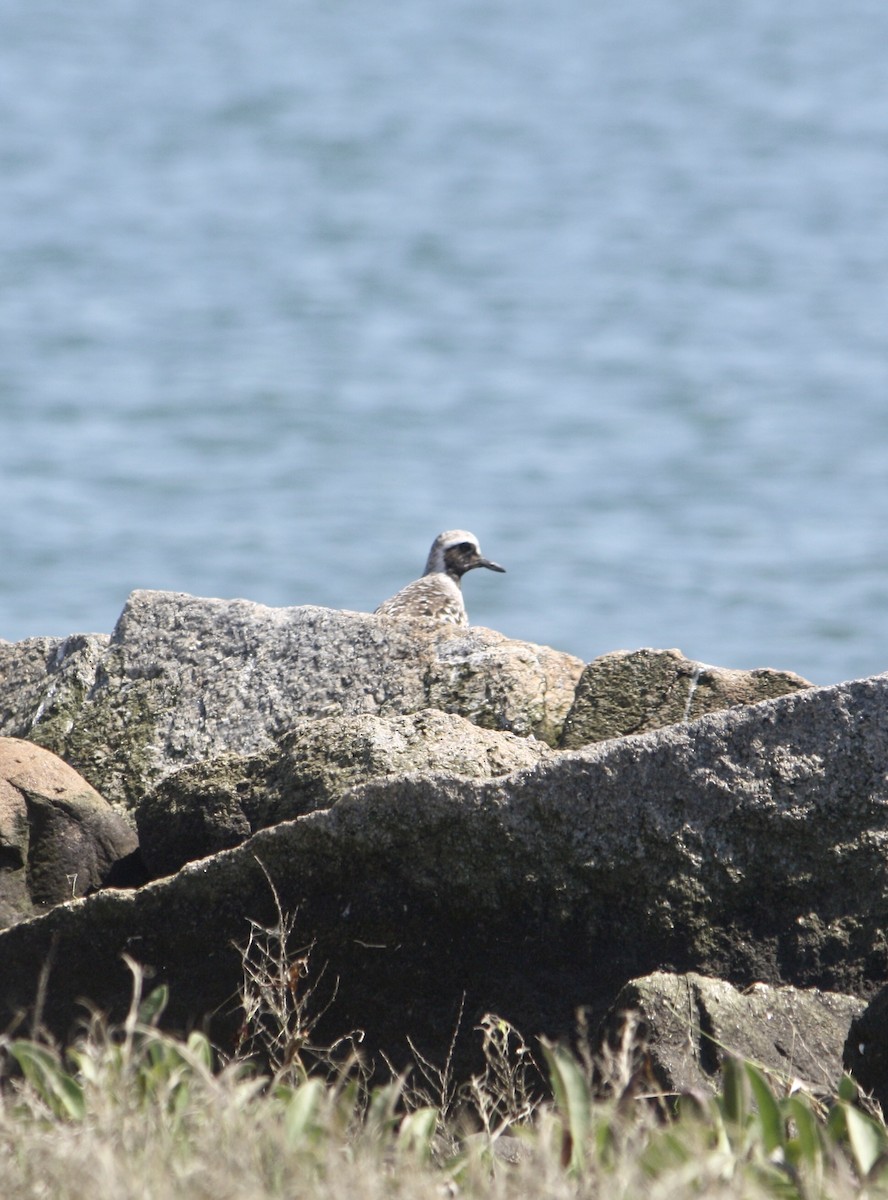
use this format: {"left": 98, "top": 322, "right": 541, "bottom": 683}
{"left": 185, "top": 1031, "right": 214, "bottom": 1072}
{"left": 397, "top": 1106, "right": 438, "bottom": 1162}
{"left": 844, "top": 1104, "right": 886, "bottom": 1178}
{"left": 138, "top": 984, "right": 170, "bottom": 1027}
{"left": 366, "top": 1078, "right": 405, "bottom": 1137}
{"left": 539, "top": 1039, "right": 591, "bottom": 1174}
{"left": 282, "top": 1078, "right": 326, "bottom": 1144}
{"left": 745, "top": 1063, "right": 785, "bottom": 1155}
{"left": 719, "top": 1055, "right": 747, "bottom": 1128}
{"left": 785, "top": 1095, "right": 823, "bottom": 1171}
{"left": 9, "top": 1041, "right": 86, "bottom": 1121}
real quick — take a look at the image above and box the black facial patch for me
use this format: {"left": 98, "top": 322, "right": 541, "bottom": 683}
{"left": 443, "top": 542, "right": 479, "bottom": 578}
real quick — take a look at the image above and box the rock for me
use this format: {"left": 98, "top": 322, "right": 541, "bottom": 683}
{"left": 136, "top": 710, "right": 553, "bottom": 878}
{"left": 1, "top": 591, "right": 582, "bottom": 808}
{"left": 0, "top": 737, "right": 139, "bottom": 928}
{"left": 0, "top": 634, "right": 110, "bottom": 741}
{"left": 559, "top": 648, "right": 812, "bottom": 748}
{"left": 601, "top": 971, "right": 865, "bottom": 1097}
{"left": 0, "top": 674, "right": 886, "bottom": 1073}
{"left": 843, "top": 986, "right": 888, "bottom": 1110}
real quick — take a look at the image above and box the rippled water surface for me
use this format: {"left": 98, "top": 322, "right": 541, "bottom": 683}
{"left": 2, "top": 1, "right": 888, "bottom": 685}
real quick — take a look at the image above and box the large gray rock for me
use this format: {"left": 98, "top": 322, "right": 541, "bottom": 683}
{"left": 0, "top": 634, "right": 110, "bottom": 742}
{"left": 601, "top": 971, "right": 864, "bottom": 1097}
{"left": 560, "top": 648, "right": 812, "bottom": 748}
{"left": 0, "top": 737, "right": 138, "bottom": 928}
{"left": 1, "top": 674, "right": 886, "bottom": 1074}
{"left": 136, "top": 709, "right": 554, "bottom": 878}
{"left": 843, "top": 986, "right": 888, "bottom": 1110}
{"left": 0, "top": 590, "right": 583, "bottom": 809}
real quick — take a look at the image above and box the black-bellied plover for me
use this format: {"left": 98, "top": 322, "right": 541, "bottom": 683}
{"left": 374, "top": 530, "right": 506, "bottom": 626}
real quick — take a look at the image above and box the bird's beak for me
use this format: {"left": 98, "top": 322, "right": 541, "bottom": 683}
{"left": 476, "top": 556, "right": 506, "bottom": 573}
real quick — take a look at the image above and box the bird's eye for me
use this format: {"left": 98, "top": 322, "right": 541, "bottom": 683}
{"left": 457, "top": 542, "right": 475, "bottom": 554}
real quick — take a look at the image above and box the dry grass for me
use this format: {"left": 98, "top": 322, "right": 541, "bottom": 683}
{"left": 1, "top": 893, "right": 885, "bottom": 1200}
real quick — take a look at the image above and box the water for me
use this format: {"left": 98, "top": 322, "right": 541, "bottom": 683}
{"left": 2, "top": 0, "right": 887, "bottom": 686}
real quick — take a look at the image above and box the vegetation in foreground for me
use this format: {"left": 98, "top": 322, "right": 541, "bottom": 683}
{"left": 2, "top": 906, "right": 887, "bottom": 1199}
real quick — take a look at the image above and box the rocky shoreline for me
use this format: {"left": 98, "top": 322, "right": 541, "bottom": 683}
{"left": 2, "top": 590, "right": 887, "bottom": 1104}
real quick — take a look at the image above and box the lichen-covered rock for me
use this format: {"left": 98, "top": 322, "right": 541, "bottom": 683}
{"left": 601, "top": 971, "right": 864, "bottom": 1097}
{"left": 1, "top": 590, "right": 582, "bottom": 808}
{"left": 0, "top": 634, "right": 110, "bottom": 742}
{"left": 0, "top": 737, "right": 139, "bottom": 928}
{"left": 136, "top": 709, "right": 553, "bottom": 877}
{"left": 559, "top": 647, "right": 812, "bottom": 747}
{"left": 1, "top": 674, "right": 886, "bottom": 1072}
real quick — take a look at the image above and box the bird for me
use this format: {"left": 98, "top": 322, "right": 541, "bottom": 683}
{"left": 374, "top": 530, "right": 506, "bottom": 626}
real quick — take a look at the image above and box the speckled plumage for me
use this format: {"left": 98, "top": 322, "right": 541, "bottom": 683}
{"left": 374, "top": 530, "right": 506, "bottom": 626}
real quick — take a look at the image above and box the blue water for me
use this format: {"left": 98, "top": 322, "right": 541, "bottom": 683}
{"left": 2, "top": 1, "right": 888, "bottom": 686}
